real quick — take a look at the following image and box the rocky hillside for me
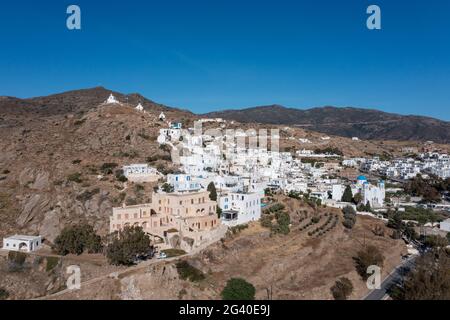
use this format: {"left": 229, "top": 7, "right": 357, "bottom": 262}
{"left": 0, "top": 87, "right": 195, "bottom": 242}
{"left": 1, "top": 87, "right": 448, "bottom": 244}
{"left": 203, "top": 105, "right": 450, "bottom": 143}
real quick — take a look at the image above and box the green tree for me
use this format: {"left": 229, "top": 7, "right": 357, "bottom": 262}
{"left": 387, "top": 213, "right": 403, "bottom": 230}
{"left": 106, "top": 226, "right": 151, "bottom": 266}
{"left": 271, "top": 211, "right": 291, "bottom": 235}
{"left": 330, "top": 277, "right": 353, "bottom": 300}
{"left": 54, "top": 224, "right": 102, "bottom": 256}
{"left": 207, "top": 182, "right": 217, "bottom": 201}
{"left": 353, "top": 192, "right": 362, "bottom": 205}
{"left": 341, "top": 186, "right": 353, "bottom": 203}
{"left": 353, "top": 245, "right": 385, "bottom": 280}
{"left": 391, "top": 250, "right": 450, "bottom": 300}
{"left": 424, "top": 235, "right": 449, "bottom": 248}
{"left": 221, "top": 278, "right": 256, "bottom": 300}
{"left": 342, "top": 206, "right": 357, "bottom": 229}
{"left": 161, "top": 183, "right": 174, "bottom": 193}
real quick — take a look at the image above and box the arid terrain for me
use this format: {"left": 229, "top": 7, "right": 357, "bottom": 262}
{"left": 36, "top": 198, "right": 405, "bottom": 300}
{"left": 0, "top": 87, "right": 440, "bottom": 300}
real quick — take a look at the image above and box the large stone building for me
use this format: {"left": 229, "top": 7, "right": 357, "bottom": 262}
{"left": 110, "top": 190, "right": 224, "bottom": 252}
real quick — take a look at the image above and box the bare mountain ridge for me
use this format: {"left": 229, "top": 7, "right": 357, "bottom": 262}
{"left": 203, "top": 105, "right": 450, "bottom": 143}
{"left": 0, "top": 86, "right": 193, "bottom": 118}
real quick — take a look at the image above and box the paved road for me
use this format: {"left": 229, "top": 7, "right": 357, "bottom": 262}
{"left": 364, "top": 256, "right": 416, "bottom": 300}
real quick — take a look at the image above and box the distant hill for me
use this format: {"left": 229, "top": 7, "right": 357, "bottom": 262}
{"left": 0, "top": 86, "right": 193, "bottom": 118}
{"left": 203, "top": 105, "right": 450, "bottom": 143}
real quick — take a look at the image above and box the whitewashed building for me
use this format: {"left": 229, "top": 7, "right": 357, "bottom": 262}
{"left": 123, "top": 164, "right": 160, "bottom": 183}
{"left": 167, "top": 174, "right": 201, "bottom": 192}
{"left": 105, "top": 94, "right": 119, "bottom": 104}
{"left": 135, "top": 103, "right": 144, "bottom": 112}
{"left": 219, "top": 192, "right": 262, "bottom": 226}
{"left": 2, "top": 235, "right": 42, "bottom": 253}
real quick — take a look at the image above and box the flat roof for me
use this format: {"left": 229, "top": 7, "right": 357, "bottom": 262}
{"left": 4, "top": 235, "right": 41, "bottom": 241}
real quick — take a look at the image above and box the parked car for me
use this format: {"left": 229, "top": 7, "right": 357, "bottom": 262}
{"left": 158, "top": 252, "right": 167, "bottom": 259}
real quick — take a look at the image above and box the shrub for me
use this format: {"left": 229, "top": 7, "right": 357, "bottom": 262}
{"left": 7, "top": 251, "right": 27, "bottom": 272}
{"left": 354, "top": 245, "right": 385, "bottom": 280}
{"left": 424, "top": 235, "right": 449, "bottom": 248}
{"left": 269, "top": 203, "right": 285, "bottom": 213}
{"left": 54, "top": 224, "right": 102, "bottom": 256}
{"left": 126, "top": 197, "right": 138, "bottom": 206}
{"left": 46, "top": 256, "right": 60, "bottom": 272}
{"left": 260, "top": 215, "right": 273, "bottom": 228}
{"left": 115, "top": 169, "right": 128, "bottom": 182}
{"left": 221, "top": 278, "right": 256, "bottom": 300}
{"left": 371, "top": 225, "right": 385, "bottom": 237}
{"left": 162, "top": 183, "right": 174, "bottom": 193}
{"left": 311, "top": 216, "right": 321, "bottom": 224}
{"left": 159, "top": 144, "right": 171, "bottom": 153}
{"left": 106, "top": 226, "right": 151, "bottom": 265}
{"left": 331, "top": 277, "right": 353, "bottom": 300}
{"left": 230, "top": 224, "right": 249, "bottom": 235}
{"left": 271, "top": 211, "right": 290, "bottom": 235}
{"left": 100, "top": 163, "right": 118, "bottom": 175}
{"left": 176, "top": 261, "right": 205, "bottom": 282}
{"left": 0, "top": 288, "right": 9, "bottom": 300}
{"left": 67, "top": 172, "right": 82, "bottom": 183}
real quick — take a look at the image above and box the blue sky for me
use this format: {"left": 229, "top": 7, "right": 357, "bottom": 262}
{"left": 0, "top": 0, "right": 449, "bottom": 119}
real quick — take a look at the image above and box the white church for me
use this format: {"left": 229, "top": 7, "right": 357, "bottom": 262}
{"left": 105, "top": 94, "right": 120, "bottom": 105}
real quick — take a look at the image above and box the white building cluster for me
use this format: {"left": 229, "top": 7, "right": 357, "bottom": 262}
{"left": 346, "top": 152, "right": 450, "bottom": 180}
{"left": 153, "top": 119, "right": 391, "bottom": 226}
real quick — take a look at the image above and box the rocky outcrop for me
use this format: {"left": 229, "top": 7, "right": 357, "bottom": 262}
{"left": 17, "top": 194, "right": 51, "bottom": 227}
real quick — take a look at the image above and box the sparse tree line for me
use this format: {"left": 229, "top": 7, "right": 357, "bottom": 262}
{"left": 174, "top": 258, "right": 256, "bottom": 300}
{"left": 52, "top": 224, "right": 152, "bottom": 266}
{"left": 404, "top": 174, "right": 450, "bottom": 203}
{"left": 329, "top": 244, "right": 385, "bottom": 300}
{"left": 261, "top": 203, "right": 291, "bottom": 235}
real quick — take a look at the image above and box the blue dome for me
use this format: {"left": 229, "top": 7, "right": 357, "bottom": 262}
{"left": 357, "top": 175, "right": 367, "bottom": 181}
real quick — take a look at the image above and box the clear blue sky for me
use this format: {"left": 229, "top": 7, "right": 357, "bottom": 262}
{"left": 0, "top": 0, "right": 449, "bottom": 119}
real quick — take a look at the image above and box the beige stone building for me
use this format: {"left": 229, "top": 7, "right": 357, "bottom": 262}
{"left": 110, "top": 190, "right": 225, "bottom": 252}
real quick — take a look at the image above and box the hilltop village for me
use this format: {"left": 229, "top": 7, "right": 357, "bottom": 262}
{"left": 1, "top": 92, "right": 450, "bottom": 300}
{"left": 104, "top": 94, "right": 450, "bottom": 253}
